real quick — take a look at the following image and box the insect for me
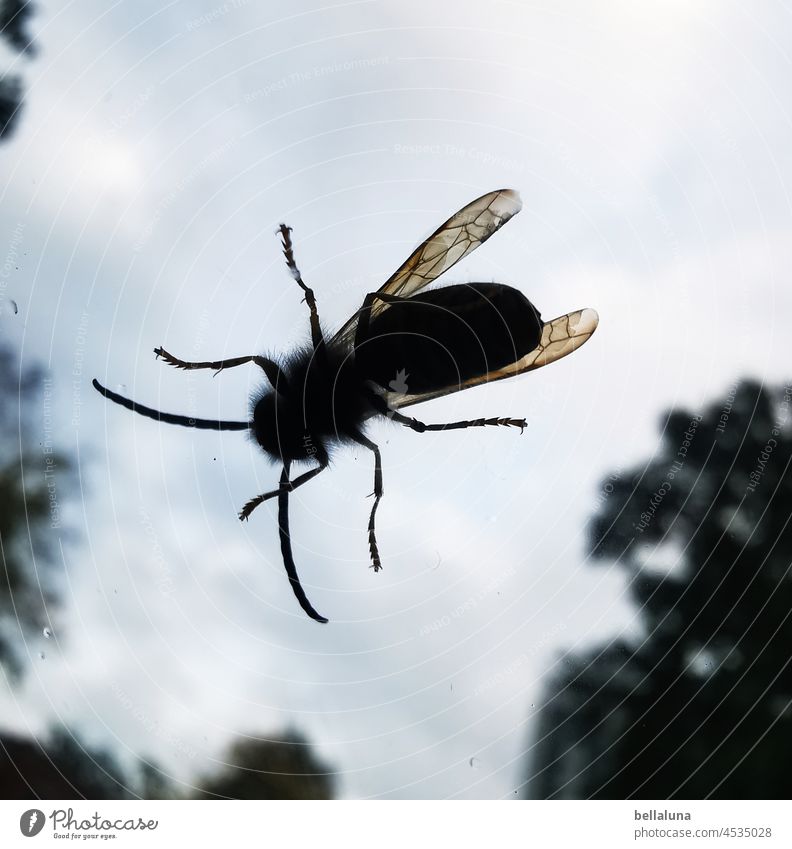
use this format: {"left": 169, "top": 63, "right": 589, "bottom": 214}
{"left": 93, "top": 189, "right": 598, "bottom": 622}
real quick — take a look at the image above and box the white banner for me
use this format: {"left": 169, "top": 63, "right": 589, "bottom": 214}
{"left": 0, "top": 800, "right": 788, "bottom": 848}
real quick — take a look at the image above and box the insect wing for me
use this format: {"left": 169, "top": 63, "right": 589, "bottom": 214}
{"left": 375, "top": 188, "right": 522, "bottom": 300}
{"left": 389, "top": 307, "right": 599, "bottom": 409}
{"left": 332, "top": 188, "right": 522, "bottom": 345}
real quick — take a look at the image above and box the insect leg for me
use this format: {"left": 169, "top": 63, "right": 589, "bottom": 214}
{"left": 351, "top": 433, "right": 384, "bottom": 572}
{"left": 388, "top": 408, "right": 527, "bottom": 433}
{"left": 365, "top": 389, "right": 526, "bottom": 433}
{"left": 154, "top": 349, "right": 289, "bottom": 394}
{"left": 277, "top": 462, "right": 328, "bottom": 623}
{"left": 239, "top": 462, "right": 327, "bottom": 521}
{"left": 278, "top": 224, "right": 323, "bottom": 352}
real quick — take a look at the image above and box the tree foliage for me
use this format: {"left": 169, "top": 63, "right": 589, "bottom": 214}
{"left": 0, "top": 0, "right": 36, "bottom": 139}
{"left": 0, "top": 344, "right": 72, "bottom": 679}
{"left": 0, "top": 727, "right": 134, "bottom": 799}
{"left": 194, "top": 731, "right": 336, "bottom": 800}
{"left": 527, "top": 379, "right": 792, "bottom": 798}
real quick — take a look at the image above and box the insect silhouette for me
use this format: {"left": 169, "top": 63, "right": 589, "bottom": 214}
{"left": 93, "top": 189, "right": 599, "bottom": 622}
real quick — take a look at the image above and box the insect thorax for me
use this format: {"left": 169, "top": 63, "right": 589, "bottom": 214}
{"left": 251, "top": 345, "right": 372, "bottom": 463}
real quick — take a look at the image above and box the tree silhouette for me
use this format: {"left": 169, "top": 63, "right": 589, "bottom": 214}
{"left": 0, "top": 727, "right": 134, "bottom": 799}
{"left": 0, "top": 0, "right": 36, "bottom": 139}
{"left": 526, "top": 379, "right": 792, "bottom": 798}
{"left": 193, "top": 731, "right": 336, "bottom": 800}
{"left": 0, "top": 344, "right": 141, "bottom": 801}
{"left": 0, "top": 344, "right": 73, "bottom": 679}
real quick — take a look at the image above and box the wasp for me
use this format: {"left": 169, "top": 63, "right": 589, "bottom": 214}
{"left": 94, "top": 189, "right": 599, "bottom": 621}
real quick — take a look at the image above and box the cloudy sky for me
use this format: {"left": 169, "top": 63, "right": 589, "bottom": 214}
{"left": 1, "top": 0, "right": 790, "bottom": 798}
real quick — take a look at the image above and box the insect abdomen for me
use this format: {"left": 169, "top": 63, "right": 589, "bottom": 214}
{"left": 355, "top": 282, "right": 542, "bottom": 394}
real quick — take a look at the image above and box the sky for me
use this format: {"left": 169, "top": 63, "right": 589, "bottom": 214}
{"left": 1, "top": 0, "right": 791, "bottom": 798}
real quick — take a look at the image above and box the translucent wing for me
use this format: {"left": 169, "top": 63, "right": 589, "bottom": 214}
{"left": 332, "top": 188, "right": 522, "bottom": 345}
{"left": 388, "top": 308, "right": 599, "bottom": 409}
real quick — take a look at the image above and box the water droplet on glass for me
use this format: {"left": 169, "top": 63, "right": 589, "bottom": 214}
{"left": 43, "top": 627, "right": 52, "bottom": 638}
{"left": 38, "top": 652, "right": 45, "bottom": 660}
{"left": 469, "top": 757, "right": 480, "bottom": 768}
{"left": 0, "top": 296, "right": 18, "bottom": 316}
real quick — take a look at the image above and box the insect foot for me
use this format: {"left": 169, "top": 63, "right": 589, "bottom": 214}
{"left": 238, "top": 495, "right": 265, "bottom": 521}
{"left": 368, "top": 530, "right": 382, "bottom": 572}
{"left": 154, "top": 346, "right": 183, "bottom": 367}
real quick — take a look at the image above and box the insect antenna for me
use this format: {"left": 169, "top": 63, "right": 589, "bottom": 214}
{"left": 92, "top": 379, "right": 250, "bottom": 431}
{"left": 277, "top": 462, "right": 328, "bottom": 623}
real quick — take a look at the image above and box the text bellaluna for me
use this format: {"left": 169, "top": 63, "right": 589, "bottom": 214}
{"left": 635, "top": 810, "right": 691, "bottom": 821}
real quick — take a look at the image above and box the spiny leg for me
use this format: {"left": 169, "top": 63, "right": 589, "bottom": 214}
{"left": 239, "top": 462, "right": 327, "bottom": 521}
{"left": 154, "top": 348, "right": 260, "bottom": 373}
{"left": 276, "top": 463, "right": 328, "bottom": 623}
{"left": 155, "top": 348, "right": 289, "bottom": 393}
{"left": 278, "top": 223, "right": 323, "bottom": 352}
{"left": 388, "top": 408, "right": 526, "bottom": 434}
{"left": 353, "top": 433, "right": 384, "bottom": 572}
{"left": 365, "top": 392, "right": 526, "bottom": 434}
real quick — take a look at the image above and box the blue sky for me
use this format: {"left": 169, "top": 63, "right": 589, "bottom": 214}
{"left": 1, "top": 0, "right": 790, "bottom": 798}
